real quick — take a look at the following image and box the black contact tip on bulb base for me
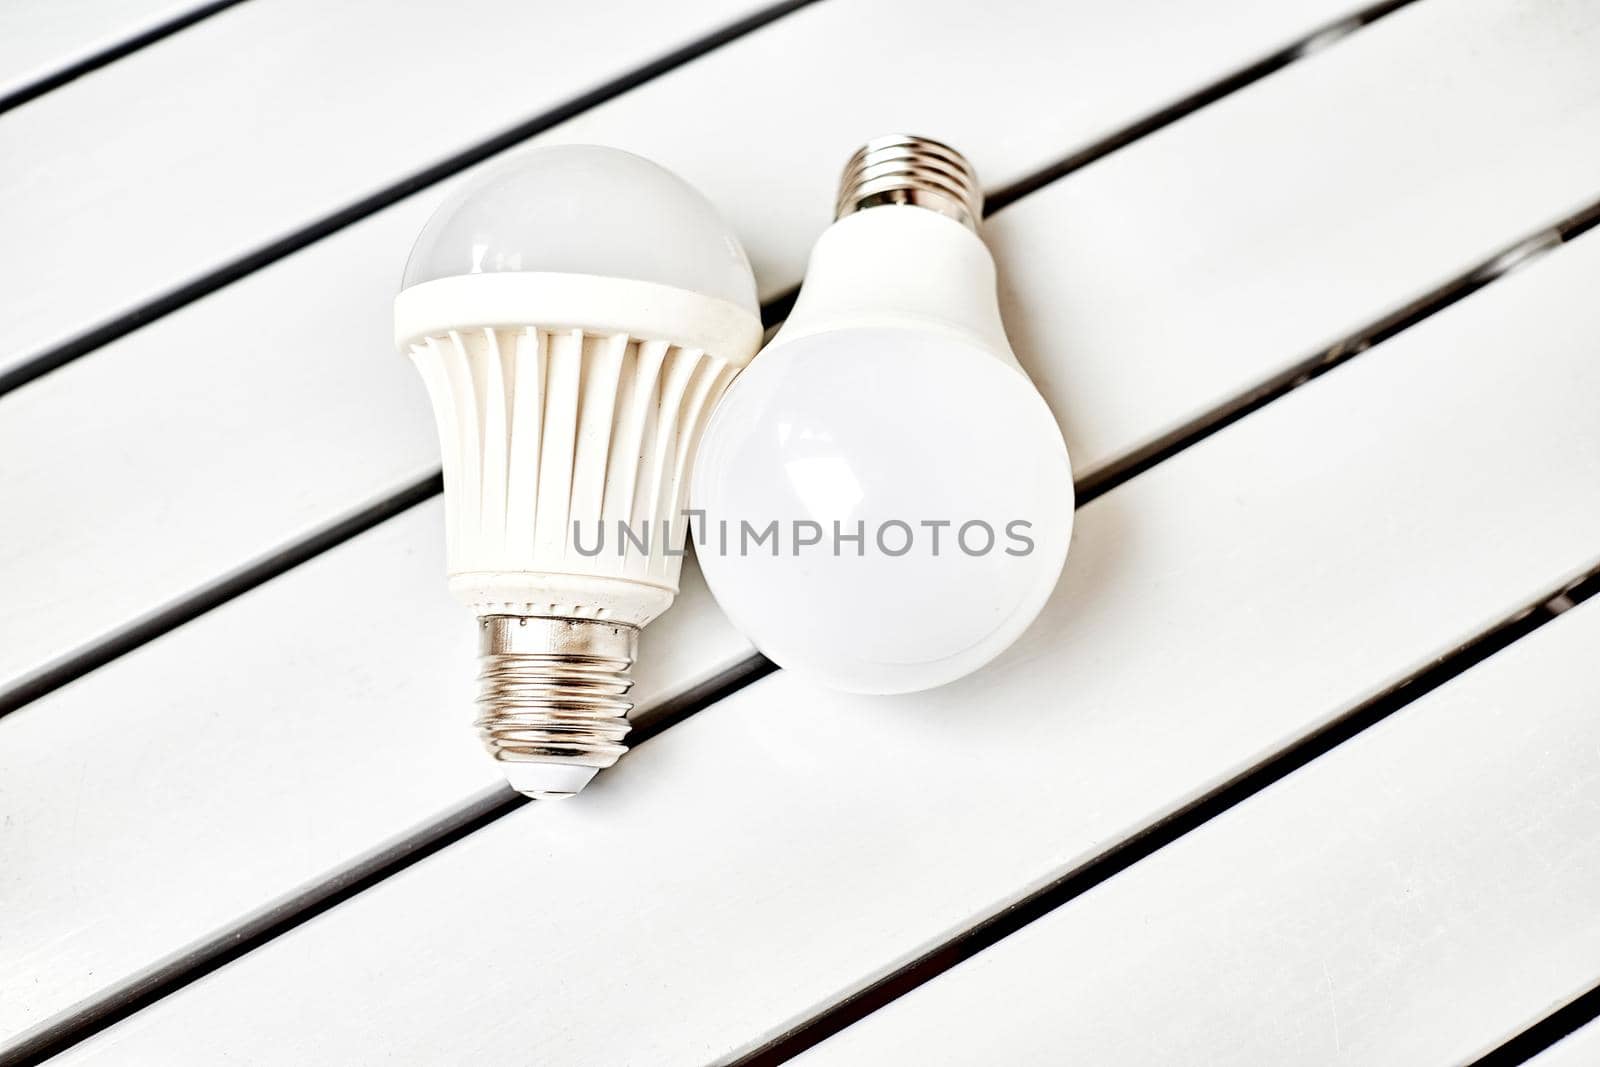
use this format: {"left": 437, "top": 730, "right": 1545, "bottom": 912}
{"left": 835, "top": 134, "right": 983, "bottom": 233}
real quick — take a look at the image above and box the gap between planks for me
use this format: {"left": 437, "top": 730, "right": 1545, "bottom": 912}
{"left": 7, "top": 172, "right": 1591, "bottom": 731}
{"left": 0, "top": 0, "right": 1479, "bottom": 1060}
{"left": 0, "top": 0, "right": 821, "bottom": 400}
{"left": 0, "top": 0, "right": 1422, "bottom": 725}
{"left": 755, "top": 0, "right": 1414, "bottom": 332}
{"left": 1474, "top": 974, "right": 1600, "bottom": 1066}
{"left": 0, "top": 654, "right": 777, "bottom": 1067}
{"left": 16, "top": 180, "right": 1600, "bottom": 1067}
{"left": 737, "top": 565, "right": 1600, "bottom": 1065}
{"left": 0, "top": 0, "right": 249, "bottom": 117}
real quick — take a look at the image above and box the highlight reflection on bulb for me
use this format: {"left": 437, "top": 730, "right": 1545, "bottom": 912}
{"left": 693, "top": 136, "right": 1073, "bottom": 695}
{"left": 395, "top": 145, "right": 761, "bottom": 797}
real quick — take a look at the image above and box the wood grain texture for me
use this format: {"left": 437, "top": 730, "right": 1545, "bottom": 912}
{"left": 0, "top": 0, "right": 1376, "bottom": 701}
{"left": 798, "top": 596, "right": 1600, "bottom": 1067}
{"left": 0, "top": 0, "right": 214, "bottom": 104}
{"left": 51, "top": 204, "right": 1600, "bottom": 1067}
{"left": 0, "top": 0, "right": 772, "bottom": 378}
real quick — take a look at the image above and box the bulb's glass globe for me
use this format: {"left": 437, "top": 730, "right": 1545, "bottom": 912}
{"left": 692, "top": 327, "right": 1073, "bottom": 695}
{"left": 400, "top": 144, "right": 759, "bottom": 314}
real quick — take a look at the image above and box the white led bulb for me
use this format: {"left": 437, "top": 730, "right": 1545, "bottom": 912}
{"left": 693, "top": 136, "right": 1073, "bottom": 694}
{"left": 396, "top": 145, "right": 761, "bottom": 797}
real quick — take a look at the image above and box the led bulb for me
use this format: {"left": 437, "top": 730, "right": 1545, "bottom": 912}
{"left": 693, "top": 136, "right": 1073, "bottom": 694}
{"left": 396, "top": 145, "right": 762, "bottom": 798}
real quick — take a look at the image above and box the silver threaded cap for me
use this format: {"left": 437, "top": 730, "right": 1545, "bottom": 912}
{"left": 475, "top": 615, "right": 638, "bottom": 799}
{"left": 835, "top": 134, "right": 982, "bottom": 232}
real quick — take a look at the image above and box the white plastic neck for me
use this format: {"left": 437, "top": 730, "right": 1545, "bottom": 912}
{"left": 770, "top": 207, "right": 1019, "bottom": 369}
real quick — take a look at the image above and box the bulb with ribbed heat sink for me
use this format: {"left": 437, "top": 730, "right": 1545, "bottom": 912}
{"left": 395, "top": 145, "right": 761, "bottom": 798}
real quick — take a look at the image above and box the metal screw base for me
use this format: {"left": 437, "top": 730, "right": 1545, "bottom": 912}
{"left": 475, "top": 615, "right": 639, "bottom": 799}
{"left": 835, "top": 134, "right": 983, "bottom": 232}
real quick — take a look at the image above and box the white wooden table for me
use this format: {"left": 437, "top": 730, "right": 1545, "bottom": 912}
{"left": 3, "top": 1, "right": 1599, "bottom": 1063}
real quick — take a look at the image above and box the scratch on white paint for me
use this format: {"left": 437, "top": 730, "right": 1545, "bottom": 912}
{"left": 1321, "top": 957, "right": 1343, "bottom": 1055}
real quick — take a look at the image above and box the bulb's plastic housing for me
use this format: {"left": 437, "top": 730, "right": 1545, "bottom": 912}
{"left": 401, "top": 144, "right": 758, "bottom": 314}
{"left": 394, "top": 144, "right": 763, "bottom": 797}
{"left": 693, "top": 203, "right": 1073, "bottom": 695}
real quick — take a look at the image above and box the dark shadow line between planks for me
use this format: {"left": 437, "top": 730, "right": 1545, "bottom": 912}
{"left": 0, "top": 0, "right": 822, "bottom": 722}
{"left": 0, "top": 0, "right": 252, "bottom": 117}
{"left": 17, "top": 193, "right": 1592, "bottom": 1062}
{"left": 755, "top": 0, "right": 1418, "bottom": 331}
{"left": 733, "top": 565, "right": 1600, "bottom": 1066}
{"left": 730, "top": 191, "right": 1600, "bottom": 1067}
{"left": 0, "top": 0, "right": 822, "bottom": 401}
{"left": 0, "top": 0, "right": 1422, "bottom": 725}
{"left": 0, "top": 472, "right": 442, "bottom": 720}
{"left": 0, "top": 3, "right": 1461, "bottom": 1059}
{"left": 1076, "top": 195, "right": 1600, "bottom": 506}
{"left": 0, "top": 653, "right": 779, "bottom": 1067}
{"left": 1470, "top": 677, "right": 1600, "bottom": 1067}
{"left": 982, "top": 0, "right": 1416, "bottom": 216}
{"left": 1472, "top": 977, "right": 1600, "bottom": 1066}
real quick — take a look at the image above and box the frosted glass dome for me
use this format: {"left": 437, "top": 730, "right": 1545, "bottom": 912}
{"left": 401, "top": 144, "right": 759, "bottom": 314}
{"left": 693, "top": 327, "right": 1073, "bottom": 695}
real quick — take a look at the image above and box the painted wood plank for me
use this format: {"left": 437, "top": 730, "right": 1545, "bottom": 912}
{"left": 992, "top": 0, "right": 1600, "bottom": 480}
{"left": 0, "top": 3, "right": 1431, "bottom": 1045}
{"left": 50, "top": 197, "right": 1600, "bottom": 1067}
{"left": 0, "top": 0, "right": 1578, "bottom": 1041}
{"left": 0, "top": 1, "right": 219, "bottom": 105}
{"left": 7, "top": 0, "right": 1594, "bottom": 713}
{"left": 0, "top": 6, "right": 1394, "bottom": 1048}
{"left": 0, "top": 501, "right": 753, "bottom": 1042}
{"left": 0, "top": 0, "right": 775, "bottom": 379}
{"left": 796, "top": 596, "right": 1600, "bottom": 1067}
